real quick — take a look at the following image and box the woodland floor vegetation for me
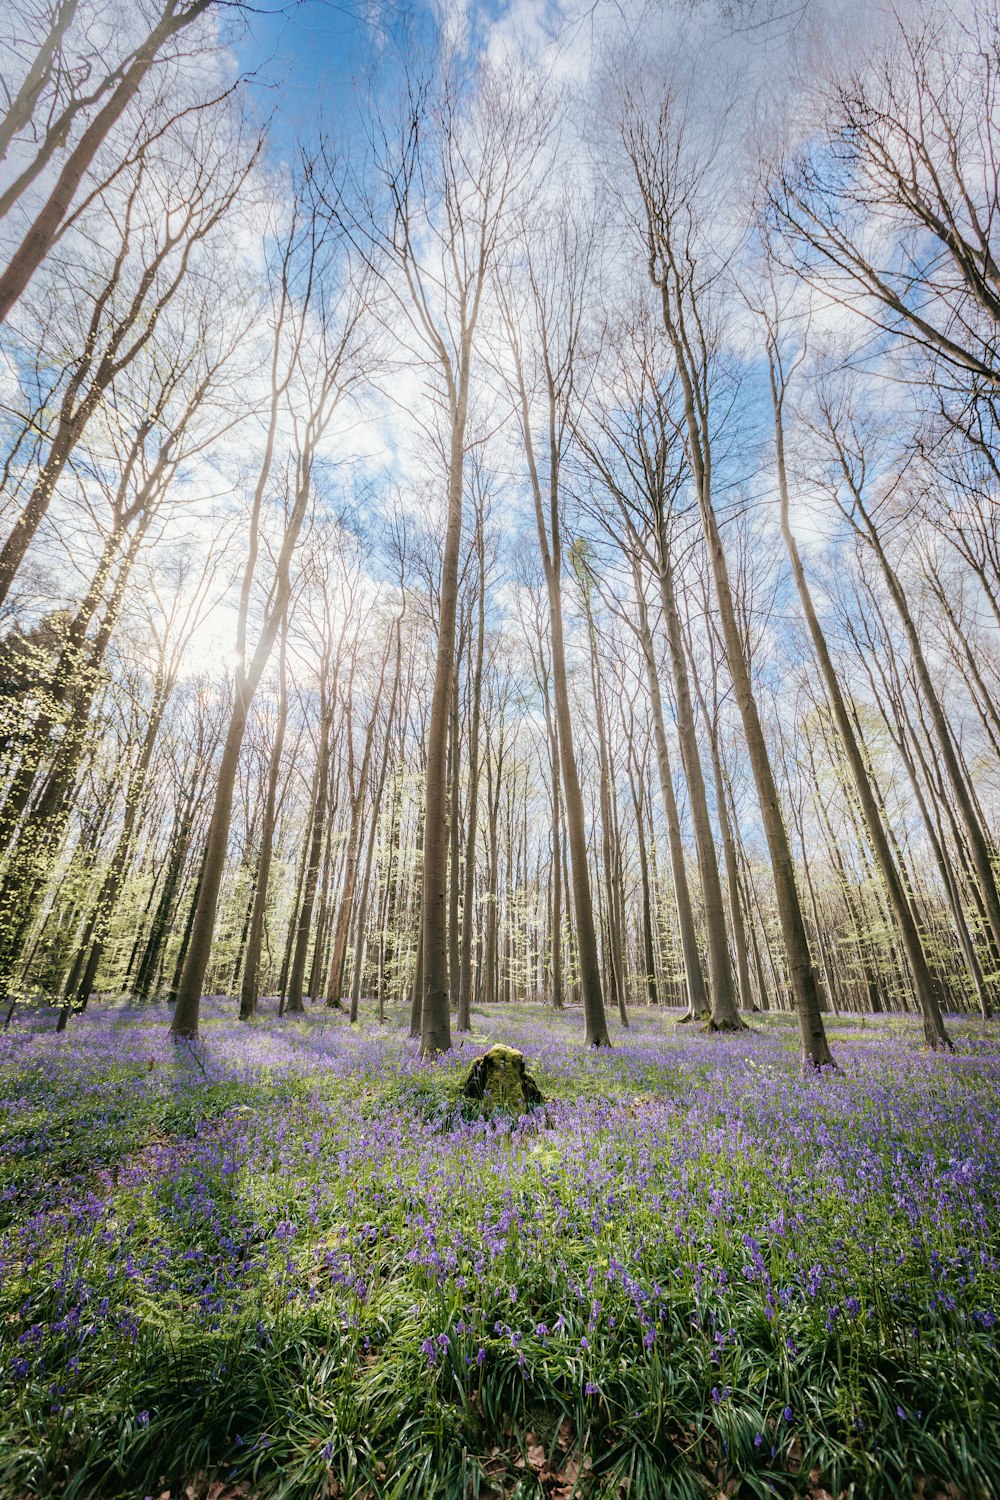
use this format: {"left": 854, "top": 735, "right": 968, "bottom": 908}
{"left": 1, "top": 1001, "right": 998, "bottom": 1500}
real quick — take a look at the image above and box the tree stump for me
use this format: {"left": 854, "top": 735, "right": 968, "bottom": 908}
{"left": 461, "top": 1044, "right": 544, "bottom": 1114}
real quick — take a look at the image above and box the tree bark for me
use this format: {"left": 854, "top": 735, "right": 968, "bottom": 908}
{"left": 630, "top": 562, "right": 708, "bottom": 1018}
{"left": 239, "top": 616, "right": 289, "bottom": 1019}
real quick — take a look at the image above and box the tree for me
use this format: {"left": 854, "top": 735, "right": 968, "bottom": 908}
{"left": 170, "top": 168, "right": 368, "bottom": 1039}
{"left": 498, "top": 206, "right": 611, "bottom": 1046}
{"left": 0, "top": 107, "right": 256, "bottom": 607}
{"left": 579, "top": 310, "right": 743, "bottom": 1029}
{"left": 620, "top": 77, "right": 834, "bottom": 1066}
{"left": 0, "top": 0, "right": 242, "bottom": 323}
{"left": 336, "top": 42, "right": 542, "bottom": 1053}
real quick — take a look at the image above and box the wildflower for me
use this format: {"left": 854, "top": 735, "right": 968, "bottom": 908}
{"left": 585, "top": 1381, "right": 599, "bottom": 1396}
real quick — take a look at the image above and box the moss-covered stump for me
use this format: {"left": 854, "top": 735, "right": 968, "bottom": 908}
{"left": 461, "top": 1044, "right": 544, "bottom": 1114}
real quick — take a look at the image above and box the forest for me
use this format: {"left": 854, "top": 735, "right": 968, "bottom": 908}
{"left": 1, "top": 0, "right": 999, "bottom": 1496}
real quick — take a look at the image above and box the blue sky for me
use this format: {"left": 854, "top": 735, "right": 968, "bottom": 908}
{"left": 234, "top": 1, "right": 383, "bottom": 159}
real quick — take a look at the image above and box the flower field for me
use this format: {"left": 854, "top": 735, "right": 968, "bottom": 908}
{"left": 1, "top": 1002, "right": 998, "bottom": 1500}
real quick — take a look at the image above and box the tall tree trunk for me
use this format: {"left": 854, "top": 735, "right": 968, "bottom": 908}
{"left": 418, "top": 378, "right": 469, "bottom": 1054}
{"left": 515, "top": 382, "right": 609, "bottom": 1044}
{"left": 629, "top": 748, "right": 659, "bottom": 1005}
{"left": 578, "top": 577, "right": 628, "bottom": 1028}
{"left": 327, "top": 647, "right": 392, "bottom": 1009}
{"left": 447, "top": 654, "right": 462, "bottom": 1012}
{"left": 667, "top": 324, "right": 831, "bottom": 1064}
{"left": 351, "top": 628, "right": 402, "bottom": 1023}
{"left": 287, "top": 715, "right": 334, "bottom": 1014}
{"left": 653, "top": 539, "right": 740, "bottom": 1028}
{"left": 630, "top": 561, "right": 708, "bottom": 1018}
{"left": 771, "top": 367, "right": 950, "bottom": 1046}
{"left": 458, "top": 546, "right": 485, "bottom": 1031}
{"left": 239, "top": 615, "right": 289, "bottom": 1020}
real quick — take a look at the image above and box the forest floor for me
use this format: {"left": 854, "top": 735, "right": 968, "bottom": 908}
{"left": 1, "top": 1001, "right": 998, "bottom": 1500}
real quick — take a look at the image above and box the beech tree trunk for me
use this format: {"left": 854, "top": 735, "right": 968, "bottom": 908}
{"left": 239, "top": 616, "right": 289, "bottom": 1020}
{"left": 653, "top": 536, "right": 741, "bottom": 1029}
{"left": 630, "top": 563, "right": 708, "bottom": 1018}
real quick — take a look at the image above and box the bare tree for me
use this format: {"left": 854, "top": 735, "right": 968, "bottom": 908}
{"left": 497, "top": 205, "right": 611, "bottom": 1046}
{"left": 0, "top": 0, "right": 244, "bottom": 322}
{"left": 333, "top": 43, "right": 542, "bottom": 1053}
{"left": 170, "top": 168, "right": 369, "bottom": 1039}
{"left": 620, "top": 77, "right": 834, "bottom": 1065}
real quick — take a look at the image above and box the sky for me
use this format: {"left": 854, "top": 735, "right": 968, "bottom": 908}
{"left": 233, "top": 0, "right": 409, "bottom": 167}
{"left": 236, "top": 2, "right": 367, "bottom": 118}
{"left": 217, "top": 0, "right": 866, "bottom": 627}
{"left": 0, "top": 0, "right": 948, "bottom": 675}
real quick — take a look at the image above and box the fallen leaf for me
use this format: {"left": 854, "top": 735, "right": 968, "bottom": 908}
{"left": 525, "top": 1434, "right": 546, "bottom": 1473}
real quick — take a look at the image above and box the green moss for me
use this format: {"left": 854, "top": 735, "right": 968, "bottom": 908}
{"left": 461, "top": 1044, "right": 544, "bottom": 1114}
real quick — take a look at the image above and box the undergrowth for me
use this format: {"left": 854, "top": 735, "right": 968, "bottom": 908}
{"left": 0, "top": 1000, "right": 997, "bottom": 1500}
